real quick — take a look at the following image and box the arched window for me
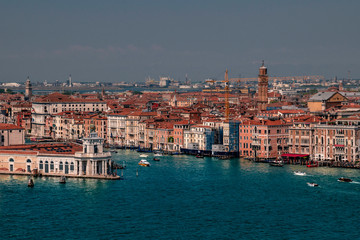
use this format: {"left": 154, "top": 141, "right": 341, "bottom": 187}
{"left": 59, "top": 161, "right": 63, "bottom": 171}
{"left": 50, "top": 161, "right": 54, "bottom": 171}
{"left": 39, "top": 160, "right": 43, "bottom": 170}
{"left": 9, "top": 158, "right": 14, "bottom": 172}
{"left": 26, "top": 159, "right": 31, "bottom": 163}
{"left": 70, "top": 162, "right": 74, "bottom": 171}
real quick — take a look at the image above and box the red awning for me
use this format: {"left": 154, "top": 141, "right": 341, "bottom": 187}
{"left": 281, "top": 153, "right": 309, "bottom": 158}
{"left": 334, "top": 145, "right": 344, "bottom": 147}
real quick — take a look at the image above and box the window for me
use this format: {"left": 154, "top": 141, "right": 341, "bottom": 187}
{"left": 59, "top": 162, "right": 63, "bottom": 171}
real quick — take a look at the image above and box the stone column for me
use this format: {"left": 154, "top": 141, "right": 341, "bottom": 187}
{"left": 79, "top": 161, "right": 83, "bottom": 175}
{"left": 87, "top": 160, "right": 91, "bottom": 175}
{"left": 102, "top": 161, "right": 105, "bottom": 175}
{"left": 104, "top": 160, "right": 108, "bottom": 175}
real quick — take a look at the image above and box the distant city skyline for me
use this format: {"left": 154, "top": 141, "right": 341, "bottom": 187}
{"left": 1, "top": 0, "right": 359, "bottom": 83}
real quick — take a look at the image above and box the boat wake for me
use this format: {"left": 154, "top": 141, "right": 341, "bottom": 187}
{"left": 350, "top": 181, "right": 360, "bottom": 184}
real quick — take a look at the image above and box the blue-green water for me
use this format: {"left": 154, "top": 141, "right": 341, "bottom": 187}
{"left": 1, "top": 150, "right": 360, "bottom": 239}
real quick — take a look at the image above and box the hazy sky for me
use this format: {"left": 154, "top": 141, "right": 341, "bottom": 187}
{"left": 1, "top": 0, "right": 359, "bottom": 83}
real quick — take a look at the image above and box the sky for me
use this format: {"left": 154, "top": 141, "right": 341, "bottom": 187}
{"left": 0, "top": 0, "right": 359, "bottom": 83}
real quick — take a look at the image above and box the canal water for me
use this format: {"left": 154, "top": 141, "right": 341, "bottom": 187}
{"left": 1, "top": 150, "right": 360, "bottom": 239}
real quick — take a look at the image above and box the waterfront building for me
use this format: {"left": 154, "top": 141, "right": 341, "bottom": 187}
{"left": 288, "top": 115, "right": 360, "bottom": 163}
{"left": 154, "top": 122, "right": 174, "bottom": 151}
{"left": 107, "top": 110, "right": 132, "bottom": 146}
{"left": 250, "top": 119, "right": 290, "bottom": 161}
{"left": 32, "top": 92, "right": 107, "bottom": 138}
{"left": 183, "top": 125, "right": 215, "bottom": 152}
{"left": 239, "top": 119, "right": 256, "bottom": 157}
{"left": 173, "top": 121, "right": 191, "bottom": 152}
{"left": 223, "top": 121, "right": 239, "bottom": 153}
{"left": 0, "top": 131, "right": 116, "bottom": 179}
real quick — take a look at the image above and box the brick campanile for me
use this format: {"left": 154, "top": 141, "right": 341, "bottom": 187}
{"left": 257, "top": 61, "right": 268, "bottom": 111}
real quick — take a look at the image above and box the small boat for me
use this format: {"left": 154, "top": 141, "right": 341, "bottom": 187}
{"left": 294, "top": 171, "right": 307, "bottom": 176}
{"left": 153, "top": 157, "right": 160, "bottom": 161}
{"left": 196, "top": 154, "right": 204, "bottom": 158}
{"left": 138, "top": 159, "right": 151, "bottom": 167}
{"left": 28, "top": 179, "right": 34, "bottom": 188}
{"left": 110, "top": 150, "right": 118, "bottom": 153}
{"left": 140, "top": 154, "right": 148, "bottom": 158}
{"left": 338, "top": 177, "right": 352, "bottom": 182}
{"left": 307, "top": 182, "right": 319, "bottom": 187}
{"left": 59, "top": 176, "right": 66, "bottom": 184}
{"left": 269, "top": 161, "right": 283, "bottom": 167}
{"left": 307, "top": 163, "right": 318, "bottom": 168}
{"left": 154, "top": 153, "right": 162, "bottom": 157}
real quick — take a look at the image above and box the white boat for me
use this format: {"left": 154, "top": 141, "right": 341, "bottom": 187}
{"left": 307, "top": 182, "right": 318, "bottom": 187}
{"left": 154, "top": 153, "right": 162, "bottom": 157}
{"left": 140, "top": 154, "right": 148, "bottom": 158}
{"left": 138, "top": 159, "right": 151, "bottom": 167}
{"left": 294, "top": 171, "right": 307, "bottom": 176}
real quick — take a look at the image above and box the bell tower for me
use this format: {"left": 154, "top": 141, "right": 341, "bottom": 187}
{"left": 25, "top": 76, "right": 32, "bottom": 100}
{"left": 257, "top": 61, "right": 268, "bottom": 111}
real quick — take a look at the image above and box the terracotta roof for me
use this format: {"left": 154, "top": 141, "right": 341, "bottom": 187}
{"left": 0, "top": 143, "right": 82, "bottom": 155}
{"left": 0, "top": 123, "right": 24, "bottom": 130}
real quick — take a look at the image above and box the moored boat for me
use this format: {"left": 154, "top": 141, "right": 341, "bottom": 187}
{"left": 307, "top": 162, "right": 318, "bottom": 168}
{"left": 140, "top": 154, "right": 148, "bottom": 158}
{"left": 138, "top": 159, "right": 151, "bottom": 167}
{"left": 59, "top": 176, "right": 66, "bottom": 184}
{"left": 28, "top": 179, "right": 34, "bottom": 188}
{"left": 338, "top": 177, "right": 352, "bottom": 182}
{"left": 269, "top": 161, "right": 283, "bottom": 167}
{"left": 196, "top": 154, "right": 204, "bottom": 158}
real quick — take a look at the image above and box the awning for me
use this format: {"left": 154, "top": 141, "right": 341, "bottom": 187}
{"left": 334, "top": 145, "right": 345, "bottom": 147}
{"left": 281, "top": 153, "right": 310, "bottom": 158}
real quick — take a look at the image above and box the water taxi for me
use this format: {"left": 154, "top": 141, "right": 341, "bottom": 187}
{"left": 307, "top": 182, "right": 318, "bottom": 187}
{"left": 338, "top": 177, "right": 352, "bottom": 182}
{"left": 294, "top": 171, "right": 307, "bottom": 176}
{"left": 138, "top": 159, "right": 151, "bottom": 167}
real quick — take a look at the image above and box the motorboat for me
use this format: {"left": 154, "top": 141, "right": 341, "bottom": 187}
{"left": 138, "top": 159, "right": 151, "bottom": 167}
{"left": 154, "top": 153, "right": 162, "bottom": 157}
{"left": 307, "top": 182, "right": 319, "bottom": 187}
{"left": 294, "top": 171, "right": 307, "bottom": 176}
{"left": 140, "top": 154, "right": 148, "bottom": 158}
{"left": 28, "top": 179, "right": 34, "bottom": 188}
{"left": 269, "top": 161, "right": 283, "bottom": 167}
{"left": 307, "top": 162, "right": 318, "bottom": 168}
{"left": 59, "top": 176, "right": 66, "bottom": 184}
{"left": 153, "top": 157, "right": 160, "bottom": 161}
{"left": 196, "top": 154, "right": 204, "bottom": 158}
{"left": 338, "top": 177, "right": 352, "bottom": 182}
